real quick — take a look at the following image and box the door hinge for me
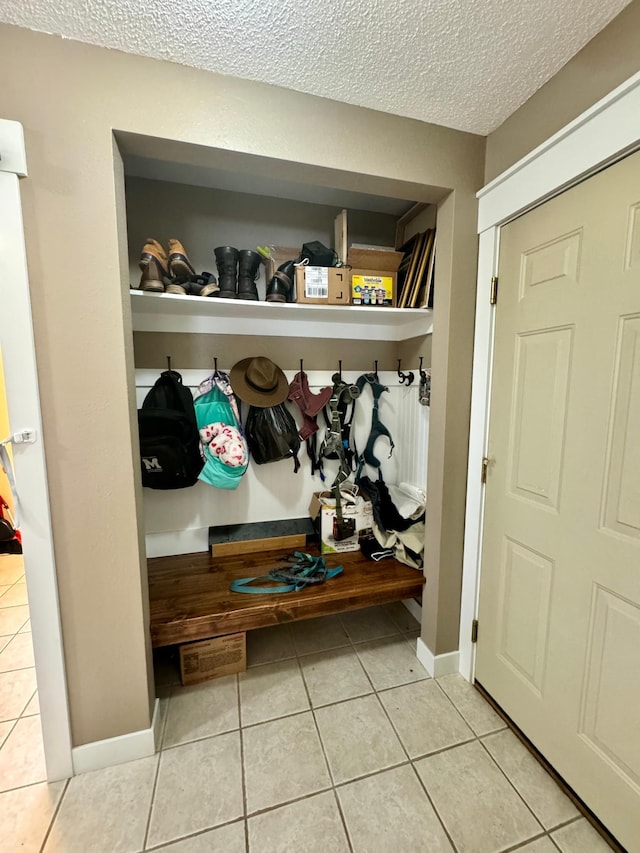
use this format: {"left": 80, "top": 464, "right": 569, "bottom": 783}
{"left": 471, "top": 619, "right": 479, "bottom": 643}
{"left": 481, "top": 456, "right": 489, "bottom": 484}
{"left": 490, "top": 276, "right": 498, "bottom": 305}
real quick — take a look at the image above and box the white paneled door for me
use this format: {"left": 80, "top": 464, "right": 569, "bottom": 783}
{"left": 476, "top": 148, "right": 640, "bottom": 851}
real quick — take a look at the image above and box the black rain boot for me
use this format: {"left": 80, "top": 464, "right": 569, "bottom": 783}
{"left": 237, "top": 249, "right": 262, "bottom": 301}
{"left": 266, "top": 260, "right": 296, "bottom": 303}
{"left": 214, "top": 246, "right": 239, "bottom": 298}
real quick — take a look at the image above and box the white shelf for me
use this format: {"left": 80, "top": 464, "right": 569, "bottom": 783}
{"left": 130, "top": 290, "right": 433, "bottom": 341}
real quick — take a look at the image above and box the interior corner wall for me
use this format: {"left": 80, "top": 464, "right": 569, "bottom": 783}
{"left": 0, "top": 22, "right": 484, "bottom": 747}
{"left": 485, "top": 0, "right": 640, "bottom": 183}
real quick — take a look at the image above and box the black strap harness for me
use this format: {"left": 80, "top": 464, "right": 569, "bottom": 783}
{"left": 355, "top": 373, "right": 395, "bottom": 482}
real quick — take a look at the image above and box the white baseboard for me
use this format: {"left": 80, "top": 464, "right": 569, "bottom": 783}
{"left": 72, "top": 699, "right": 160, "bottom": 775}
{"left": 145, "top": 528, "right": 208, "bottom": 558}
{"left": 401, "top": 597, "right": 422, "bottom": 624}
{"left": 416, "top": 637, "right": 460, "bottom": 678}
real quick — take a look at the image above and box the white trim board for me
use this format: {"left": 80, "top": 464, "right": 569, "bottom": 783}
{"left": 401, "top": 596, "right": 422, "bottom": 626}
{"left": 0, "top": 120, "right": 73, "bottom": 781}
{"left": 72, "top": 699, "right": 161, "bottom": 775}
{"left": 459, "top": 70, "right": 640, "bottom": 682}
{"left": 416, "top": 638, "right": 460, "bottom": 679}
{"left": 146, "top": 526, "right": 209, "bottom": 558}
{"left": 0, "top": 118, "right": 27, "bottom": 176}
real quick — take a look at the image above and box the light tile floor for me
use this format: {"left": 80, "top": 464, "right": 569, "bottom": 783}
{"left": 0, "top": 582, "right": 617, "bottom": 852}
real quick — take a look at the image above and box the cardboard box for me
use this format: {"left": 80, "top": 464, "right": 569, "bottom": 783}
{"left": 347, "top": 247, "right": 403, "bottom": 307}
{"left": 350, "top": 269, "right": 397, "bottom": 307}
{"left": 309, "top": 491, "right": 373, "bottom": 554}
{"left": 347, "top": 247, "right": 404, "bottom": 271}
{"left": 264, "top": 246, "right": 300, "bottom": 301}
{"left": 179, "top": 633, "right": 246, "bottom": 685}
{"left": 295, "top": 266, "right": 351, "bottom": 305}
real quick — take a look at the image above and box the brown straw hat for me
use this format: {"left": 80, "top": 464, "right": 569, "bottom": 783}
{"left": 230, "top": 356, "right": 289, "bottom": 407}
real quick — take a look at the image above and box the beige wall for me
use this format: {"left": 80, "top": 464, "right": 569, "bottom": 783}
{"left": 0, "top": 23, "right": 484, "bottom": 746}
{"left": 485, "top": 0, "right": 640, "bottom": 182}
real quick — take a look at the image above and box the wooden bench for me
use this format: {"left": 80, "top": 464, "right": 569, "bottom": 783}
{"left": 148, "top": 547, "right": 425, "bottom": 647}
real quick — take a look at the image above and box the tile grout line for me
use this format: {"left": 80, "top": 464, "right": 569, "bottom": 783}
{"left": 142, "top": 684, "right": 181, "bottom": 849}
{"left": 477, "top": 734, "right": 547, "bottom": 837}
{"left": 548, "top": 814, "right": 584, "bottom": 833}
{"left": 144, "top": 817, "right": 246, "bottom": 852}
{"left": 235, "top": 674, "right": 249, "bottom": 853}
{"left": 548, "top": 835, "right": 565, "bottom": 852}
{"left": 368, "top": 671, "right": 461, "bottom": 853}
{"left": 408, "top": 762, "right": 461, "bottom": 853}
{"left": 0, "top": 716, "right": 19, "bottom": 759}
{"left": 331, "top": 787, "right": 354, "bottom": 853}
{"left": 294, "top": 652, "right": 354, "bottom": 853}
{"left": 18, "top": 686, "right": 38, "bottom": 721}
{"left": 141, "top": 734, "right": 164, "bottom": 849}
{"left": 434, "top": 676, "right": 508, "bottom": 738}
{"left": 38, "top": 776, "right": 70, "bottom": 853}
{"left": 499, "top": 830, "right": 552, "bottom": 852}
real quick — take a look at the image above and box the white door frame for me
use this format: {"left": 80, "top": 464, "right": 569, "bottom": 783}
{"left": 459, "top": 70, "right": 640, "bottom": 681}
{"left": 0, "top": 120, "right": 73, "bottom": 779}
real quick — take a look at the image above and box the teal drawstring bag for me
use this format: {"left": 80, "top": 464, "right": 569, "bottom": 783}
{"left": 194, "top": 380, "right": 248, "bottom": 490}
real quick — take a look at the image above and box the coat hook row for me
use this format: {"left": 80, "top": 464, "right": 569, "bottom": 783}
{"left": 158, "top": 357, "right": 428, "bottom": 377}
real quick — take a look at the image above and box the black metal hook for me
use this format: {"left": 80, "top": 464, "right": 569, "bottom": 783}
{"left": 397, "top": 359, "right": 415, "bottom": 386}
{"left": 166, "top": 355, "right": 172, "bottom": 373}
{"left": 339, "top": 360, "right": 342, "bottom": 381}
{"left": 374, "top": 360, "right": 379, "bottom": 381}
{"left": 214, "top": 357, "right": 218, "bottom": 374}
{"left": 419, "top": 356, "right": 428, "bottom": 382}
{"left": 300, "top": 358, "right": 304, "bottom": 375}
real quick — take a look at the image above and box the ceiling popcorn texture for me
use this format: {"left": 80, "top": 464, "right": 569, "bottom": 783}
{"left": 0, "top": 0, "right": 632, "bottom": 135}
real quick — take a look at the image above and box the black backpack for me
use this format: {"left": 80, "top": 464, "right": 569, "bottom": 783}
{"left": 245, "top": 403, "right": 301, "bottom": 472}
{"left": 137, "top": 370, "right": 204, "bottom": 489}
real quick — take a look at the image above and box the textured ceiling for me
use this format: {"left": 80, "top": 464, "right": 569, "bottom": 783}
{"left": 0, "top": 0, "right": 632, "bottom": 135}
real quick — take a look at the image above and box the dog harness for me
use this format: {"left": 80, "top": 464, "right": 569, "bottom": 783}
{"left": 355, "top": 373, "right": 395, "bottom": 482}
{"left": 287, "top": 371, "right": 333, "bottom": 440}
{"left": 318, "top": 378, "right": 360, "bottom": 486}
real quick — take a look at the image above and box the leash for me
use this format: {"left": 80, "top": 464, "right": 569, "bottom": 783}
{"left": 229, "top": 552, "right": 343, "bottom": 594}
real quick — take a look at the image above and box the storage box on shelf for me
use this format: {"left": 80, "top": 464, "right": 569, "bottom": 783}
{"left": 347, "top": 247, "right": 404, "bottom": 307}
{"left": 294, "top": 266, "right": 351, "bottom": 305}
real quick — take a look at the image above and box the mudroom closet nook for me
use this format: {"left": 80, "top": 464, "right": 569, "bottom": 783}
{"left": 115, "top": 128, "right": 475, "bottom": 684}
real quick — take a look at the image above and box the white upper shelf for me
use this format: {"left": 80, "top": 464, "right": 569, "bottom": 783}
{"left": 130, "top": 291, "right": 433, "bottom": 341}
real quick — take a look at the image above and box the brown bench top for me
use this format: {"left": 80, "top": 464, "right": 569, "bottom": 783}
{"left": 148, "top": 547, "right": 424, "bottom": 647}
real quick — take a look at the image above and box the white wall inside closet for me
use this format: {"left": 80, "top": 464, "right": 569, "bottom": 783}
{"left": 135, "top": 369, "right": 429, "bottom": 556}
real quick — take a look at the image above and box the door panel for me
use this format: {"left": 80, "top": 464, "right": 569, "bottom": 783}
{"left": 476, "top": 148, "right": 640, "bottom": 851}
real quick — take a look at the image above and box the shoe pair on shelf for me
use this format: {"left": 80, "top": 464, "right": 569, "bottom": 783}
{"left": 138, "top": 239, "right": 219, "bottom": 297}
